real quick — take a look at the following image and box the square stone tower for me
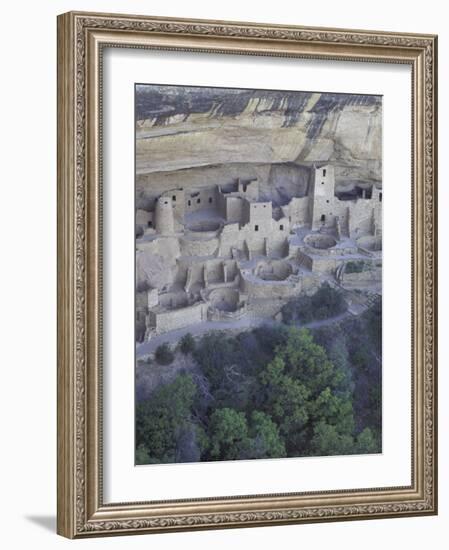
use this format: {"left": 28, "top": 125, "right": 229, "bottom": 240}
{"left": 154, "top": 196, "right": 175, "bottom": 235}
{"left": 247, "top": 201, "right": 273, "bottom": 235}
{"left": 309, "top": 164, "right": 335, "bottom": 230}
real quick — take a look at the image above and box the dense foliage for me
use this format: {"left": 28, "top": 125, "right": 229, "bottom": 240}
{"left": 136, "top": 295, "right": 381, "bottom": 464}
{"left": 281, "top": 283, "right": 347, "bottom": 325}
{"left": 344, "top": 260, "right": 366, "bottom": 273}
{"left": 178, "top": 332, "right": 196, "bottom": 354}
{"left": 154, "top": 342, "right": 175, "bottom": 365}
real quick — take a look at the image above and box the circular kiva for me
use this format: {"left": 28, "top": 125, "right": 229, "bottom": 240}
{"left": 208, "top": 288, "right": 240, "bottom": 312}
{"left": 304, "top": 233, "right": 337, "bottom": 250}
{"left": 186, "top": 220, "right": 221, "bottom": 232}
{"left": 256, "top": 260, "right": 292, "bottom": 281}
{"left": 184, "top": 220, "right": 222, "bottom": 243}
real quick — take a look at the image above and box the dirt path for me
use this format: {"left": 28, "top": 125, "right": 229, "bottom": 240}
{"left": 136, "top": 316, "right": 277, "bottom": 358}
{"left": 136, "top": 309, "right": 356, "bottom": 358}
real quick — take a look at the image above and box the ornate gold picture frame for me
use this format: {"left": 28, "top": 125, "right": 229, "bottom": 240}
{"left": 57, "top": 11, "right": 438, "bottom": 538}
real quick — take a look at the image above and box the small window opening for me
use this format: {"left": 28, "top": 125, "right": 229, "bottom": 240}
{"left": 148, "top": 221, "right": 152, "bottom": 227}
{"left": 279, "top": 224, "right": 284, "bottom": 231}
{"left": 320, "top": 214, "right": 326, "bottom": 222}
{"left": 323, "top": 169, "right": 327, "bottom": 177}
{"left": 164, "top": 201, "right": 168, "bottom": 205}
{"left": 188, "top": 200, "right": 191, "bottom": 206}
{"left": 379, "top": 192, "right": 382, "bottom": 202}
{"left": 208, "top": 197, "right": 213, "bottom": 204}
{"left": 172, "top": 195, "right": 176, "bottom": 201}
{"left": 255, "top": 225, "right": 259, "bottom": 232}
{"left": 197, "top": 198, "right": 201, "bottom": 204}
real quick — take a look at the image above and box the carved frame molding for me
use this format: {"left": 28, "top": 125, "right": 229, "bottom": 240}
{"left": 57, "top": 11, "right": 437, "bottom": 538}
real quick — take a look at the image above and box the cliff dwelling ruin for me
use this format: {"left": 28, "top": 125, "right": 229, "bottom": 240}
{"left": 136, "top": 162, "right": 382, "bottom": 343}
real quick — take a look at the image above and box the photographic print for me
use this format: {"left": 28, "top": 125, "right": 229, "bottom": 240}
{"left": 135, "top": 84, "right": 383, "bottom": 466}
{"left": 57, "top": 13, "right": 437, "bottom": 536}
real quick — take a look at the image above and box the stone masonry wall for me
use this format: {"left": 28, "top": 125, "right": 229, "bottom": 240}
{"left": 180, "top": 235, "right": 219, "bottom": 257}
{"left": 283, "top": 197, "right": 310, "bottom": 226}
{"left": 185, "top": 186, "right": 217, "bottom": 214}
{"left": 225, "top": 196, "right": 246, "bottom": 224}
{"left": 150, "top": 302, "right": 208, "bottom": 334}
{"left": 347, "top": 199, "right": 375, "bottom": 238}
{"left": 241, "top": 275, "right": 301, "bottom": 299}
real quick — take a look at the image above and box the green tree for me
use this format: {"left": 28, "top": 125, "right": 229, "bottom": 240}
{"left": 258, "top": 327, "right": 356, "bottom": 456}
{"left": 154, "top": 342, "right": 175, "bottom": 365}
{"left": 135, "top": 443, "right": 150, "bottom": 465}
{"left": 259, "top": 354, "right": 286, "bottom": 388}
{"left": 310, "top": 421, "right": 355, "bottom": 456}
{"left": 356, "top": 427, "right": 379, "bottom": 454}
{"left": 208, "top": 408, "right": 249, "bottom": 461}
{"left": 174, "top": 423, "right": 210, "bottom": 463}
{"left": 246, "top": 411, "right": 286, "bottom": 459}
{"left": 136, "top": 374, "right": 197, "bottom": 463}
{"left": 276, "top": 378, "right": 310, "bottom": 434}
{"left": 178, "top": 332, "right": 196, "bottom": 355}
{"left": 309, "top": 386, "right": 355, "bottom": 435}
{"left": 281, "top": 328, "right": 346, "bottom": 396}
{"left": 313, "top": 324, "right": 354, "bottom": 394}
{"left": 260, "top": 355, "right": 309, "bottom": 447}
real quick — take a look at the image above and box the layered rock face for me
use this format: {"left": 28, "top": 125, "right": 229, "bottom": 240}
{"left": 136, "top": 85, "right": 382, "bottom": 206}
{"left": 135, "top": 85, "right": 382, "bottom": 295}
